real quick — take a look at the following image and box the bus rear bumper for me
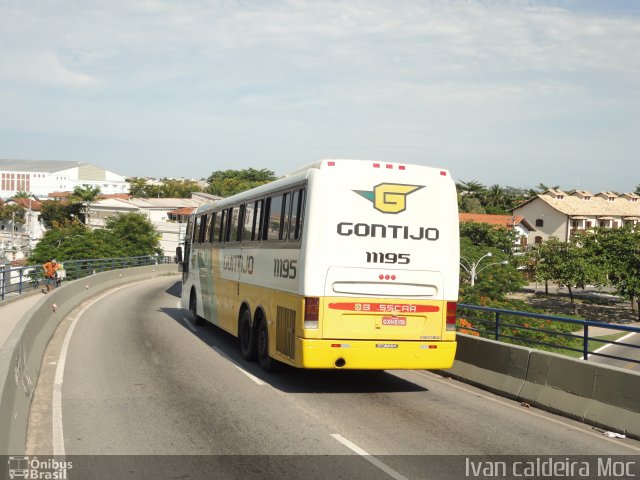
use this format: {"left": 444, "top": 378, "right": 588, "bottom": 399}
{"left": 297, "top": 338, "right": 457, "bottom": 370}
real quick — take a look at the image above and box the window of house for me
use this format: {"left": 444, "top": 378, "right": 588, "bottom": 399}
{"left": 535, "top": 219, "right": 544, "bottom": 227}
{"left": 534, "top": 236, "right": 543, "bottom": 244}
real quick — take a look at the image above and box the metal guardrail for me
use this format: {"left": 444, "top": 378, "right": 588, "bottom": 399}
{"left": 0, "top": 256, "right": 174, "bottom": 301}
{"left": 457, "top": 303, "right": 640, "bottom": 365}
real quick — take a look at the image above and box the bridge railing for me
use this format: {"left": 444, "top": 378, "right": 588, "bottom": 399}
{"left": 457, "top": 303, "right": 640, "bottom": 365}
{"left": 0, "top": 255, "right": 175, "bottom": 301}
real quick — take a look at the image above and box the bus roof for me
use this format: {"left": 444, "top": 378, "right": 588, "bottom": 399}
{"left": 193, "top": 159, "right": 452, "bottom": 215}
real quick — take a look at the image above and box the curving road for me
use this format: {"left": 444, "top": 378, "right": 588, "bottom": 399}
{"left": 26, "top": 277, "right": 640, "bottom": 479}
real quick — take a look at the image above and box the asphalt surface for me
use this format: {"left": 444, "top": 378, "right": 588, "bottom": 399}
{"left": 26, "top": 277, "right": 640, "bottom": 479}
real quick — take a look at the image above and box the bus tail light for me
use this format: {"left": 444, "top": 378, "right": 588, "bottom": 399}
{"left": 446, "top": 302, "right": 457, "bottom": 331}
{"left": 304, "top": 297, "right": 320, "bottom": 329}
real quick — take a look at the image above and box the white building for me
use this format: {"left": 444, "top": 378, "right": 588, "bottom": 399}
{"left": 88, "top": 196, "right": 215, "bottom": 256}
{"left": 0, "top": 159, "right": 129, "bottom": 199}
{"left": 513, "top": 189, "right": 640, "bottom": 244}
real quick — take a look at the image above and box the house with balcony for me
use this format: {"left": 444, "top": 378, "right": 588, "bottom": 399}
{"left": 513, "top": 189, "right": 640, "bottom": 245}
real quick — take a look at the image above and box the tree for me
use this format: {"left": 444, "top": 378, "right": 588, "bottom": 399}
{"left": 530, "top": 237, "right": 601, "bottom": 314}
{"left": 71, "top": 185, "right": 101, "bottom": 225}
{"left": 29, "top": 222, "right": 121, "bottom": 264}
{"left": 460, "top": 196, "right": 486, "bottom": 214}
{"left": 127, "top": 177, "right": 149, "bottom": 197}
{"left": 13, "top": 191, "right": 30, "bottom": 199}
{"left": 206, "top": 168, "right": 277, "bottom": 197}
{"left": 579, "top": 226, "right": 640, "bottom": 319}
{"left": 0, "top": 203, "right": 26, "bottom": 224}
{"left": 40, "top": 201, "right": 84, "bottom": 228}
{"left": 459, "top": 237, "right": 525, "bottom": 303}
{"left": 459, "top": 221, "right": 517, "bottom": 255}
{"left": 30, "top": 212, "right": 162, "bottom": 263}
{"left": 635, "top": 184, "right": 640, "bottom": 195}
{"left": 104, "top": 212, "right": 163, "bottom": 257}
{"left": 126, "top": 177, "right": 202, "bottom": 198}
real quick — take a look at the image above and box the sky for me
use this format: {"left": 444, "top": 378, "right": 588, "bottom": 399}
{"left": 1, "top": 0, "right": 639, "bottom": 192}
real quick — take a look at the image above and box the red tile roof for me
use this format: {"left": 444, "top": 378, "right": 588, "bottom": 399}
{"left": 8, "top": 197, "right": 43, "bottom": 211}
{"left": 167, "top": 207, "right": 196, "bottom": 216}
{"left": 459, "top": 213, "right": 531, "bottom": 230}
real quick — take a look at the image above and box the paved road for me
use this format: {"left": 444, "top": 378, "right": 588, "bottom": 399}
{"left": 27, "top": 277, "right": 640, "bottom": 479}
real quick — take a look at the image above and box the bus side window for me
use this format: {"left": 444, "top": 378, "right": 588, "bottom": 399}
{"left": 208, "top": 212, "right": 217, "bottom": 243}
{"left": 185, "top": 215, "right": 194, "bottom": 243}
{"left": 194, "top": 216, "right": 201, "bottom": 244}
{"left": 253, "top": 200, "right": 263, "bottom": 241}
{"left": 203, "top": 213, "right": 213, "bottom": 243}
{"left": 229, "top": 206, "right": 241, "bottom": 242}
{"left": 290, "top": 188, "right": 305, "bottom": 241}
{"left": 218, "top": 210, "right": 227, "bottom": 243}
{"left": 242, "top": 203, "right": 253, "bottom": 241}
{"left": 266, "top": 195, "right": 283, "bottom": 241}
{"left": 223, "top": 208, "right": 233, "bottom": 242}
{"left": 281, "top": 192, "right": 290, "bottom": 240}
{"left": 199, "top": 214, "right": 209, "bottom": 243}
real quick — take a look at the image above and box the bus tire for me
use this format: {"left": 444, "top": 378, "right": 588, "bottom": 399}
{"left": 189, "top": 289, "right": 204, "bottom": 326}
{"left": 239, "top": 309, "right": 257, "bottom": 361}
{"left": 257, "top": 316, "right": 277, "bottom": 372}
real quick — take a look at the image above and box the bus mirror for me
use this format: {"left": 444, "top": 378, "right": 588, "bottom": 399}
{"left": 176, "top": 246, "right": 183, "bottom": 264}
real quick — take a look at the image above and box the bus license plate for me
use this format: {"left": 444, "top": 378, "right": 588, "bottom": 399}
{"left": 382, "top": 316, "right": 406, "bottom": 326}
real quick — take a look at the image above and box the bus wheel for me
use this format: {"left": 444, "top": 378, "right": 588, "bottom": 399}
{"left": 257, "top": 317, "right": 277, "bottom": 372}
{"left": 239, "top": 309, "right": 257, "bottom": 361}
{"left": 189, "top": 290, "right": 204, "bottom": 326}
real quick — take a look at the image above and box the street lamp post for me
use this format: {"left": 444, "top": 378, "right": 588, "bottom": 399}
{"left": 460, "top": 252, "right": 508, "bottom": 287}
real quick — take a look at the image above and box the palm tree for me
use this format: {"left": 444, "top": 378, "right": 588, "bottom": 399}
{"left": 71, "top": 185, "right": 101, "bottom": 227}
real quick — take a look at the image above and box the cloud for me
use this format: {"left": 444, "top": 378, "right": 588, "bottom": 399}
{"left": 0, "top": 0, "right": 639, "bottom": 190}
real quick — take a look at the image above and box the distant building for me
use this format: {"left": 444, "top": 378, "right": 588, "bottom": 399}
{"left": 513, "top": 189, "right": 640, "bottom": 244}
{"left": 0, "top": 159, "right": 130, "bottom": 199}
{"left": 88, "top": 195, "right": 218, "bottom": 256}
{"left": 459, "top": 213, "right": 534, "bottom": 250}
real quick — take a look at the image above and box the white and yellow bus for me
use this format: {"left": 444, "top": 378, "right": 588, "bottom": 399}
{"left": 180, "top": 159, "right": 459, "bottom": 371}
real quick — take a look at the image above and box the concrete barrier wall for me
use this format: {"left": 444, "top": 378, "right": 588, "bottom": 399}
{"left": 0, "top": 264, "right": 179, "bottom": 455}
{"left": 442, "top": 334, "right": 640, "bottom": 440}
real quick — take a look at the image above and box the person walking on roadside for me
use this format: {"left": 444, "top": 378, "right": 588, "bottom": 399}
{"left": 42, "top": 258, "right": 61, "bottom": 293}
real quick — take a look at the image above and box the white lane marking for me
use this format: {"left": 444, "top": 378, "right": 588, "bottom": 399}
{"left": 587, "top": 331, "right": 637, "bottom": 359}
{"left": 409, "top": 370, "right": 640, "bottom": 453}
{"left": 182, "top": 316, "right": 198, "bottom": 333}
{"left": 331, "top": 434, "right": 409, "bottom": 480}
{"left": 211, "top": 346, "right": 266, "bottom": 386}
{"left": 52, "top": 283, "right": 139, "bottom": 457}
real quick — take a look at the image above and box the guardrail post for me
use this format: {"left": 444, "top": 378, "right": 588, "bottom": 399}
{"left": 495, "top": 311, "right": 501, "bottom": 341}
{"left": 583, "top": 324, "right": 589, "bottom": 361}
{"left": 18, "top": 268, "right": 23, "bottom": 295}
{"left": 0, "top": 264, "right": 5, "bottom": 301}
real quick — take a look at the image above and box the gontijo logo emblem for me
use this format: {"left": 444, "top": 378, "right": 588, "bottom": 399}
{"left": 354, "top": 183, "right": 424, "bottom": 214}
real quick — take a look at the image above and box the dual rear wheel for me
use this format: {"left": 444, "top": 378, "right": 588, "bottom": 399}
{"left": 239, "top": 309, "right": 277, "bottom": 372}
